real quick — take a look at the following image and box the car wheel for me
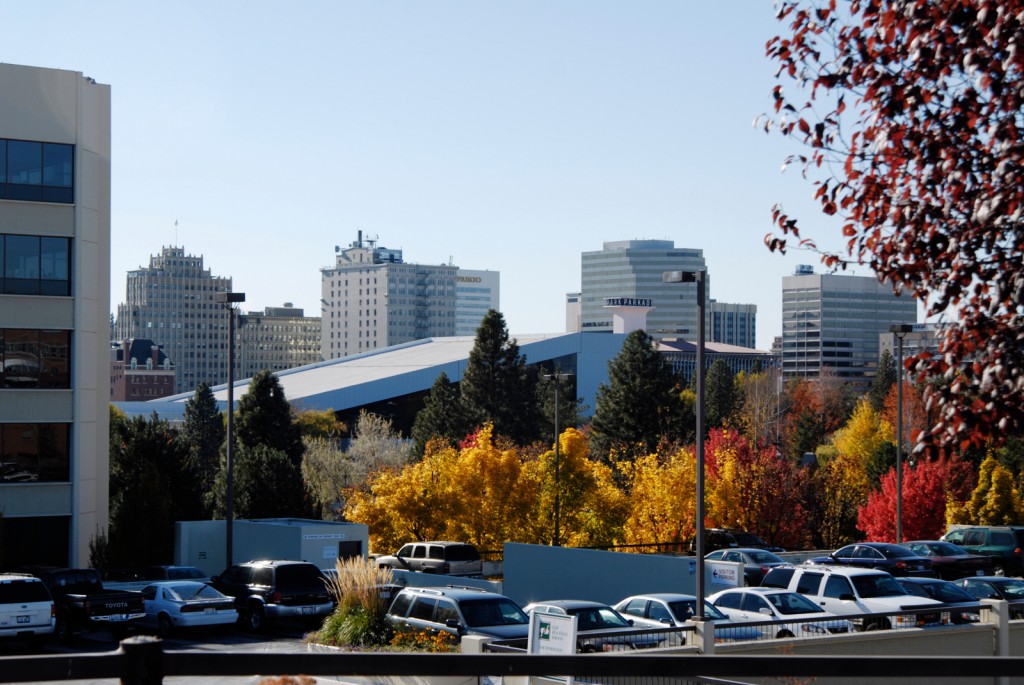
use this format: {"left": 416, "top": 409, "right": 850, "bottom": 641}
{"left": 776, "top": 629, "right": 795, "bottom": 639}
{"left": 247, "top": 605, "right": 267, "bottom": 633}
{"left": 55, "top": 612, "right": 73, "bottom": 643}
{"left": 580, "top": 643, "right": 598, "bottom": 653}
{"left": 864, "top": 619, "right": 889, "bottom": 631}
{"left": 157, "top": 614, "right": 174, "bottom": 638}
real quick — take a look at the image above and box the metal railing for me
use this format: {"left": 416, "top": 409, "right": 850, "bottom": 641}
{"left": 2, "top": 637, "right": 1024, "bottom": 684}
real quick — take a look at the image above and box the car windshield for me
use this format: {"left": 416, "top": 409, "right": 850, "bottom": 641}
{"left": 748, "top": 551, "right": 784, "bottom": 563}
{"left": 852, "top": 574, "right": 907, "bottom": 598}
{"left": 927, "top": 542, "right": 969, "bottom": 556}
{"left": 167, "top": 583, "right": 224, "bottom": 601}
{"left": 571, "top": 606, "right": 631, "bottom": 630}
{"left": 924, "top": 583, "right": 976, "bottom": 603}
{"left": 998, "top": 580, "right": 1024, "bottom": 599}
{"left": 461, "top": 598, "right": 528, "bottom": 627}
{"left": 666, "top": 599, "right": 728, "bottom": 621}
{"left": 768, "top": 592, "right": 823, "bottom": 615}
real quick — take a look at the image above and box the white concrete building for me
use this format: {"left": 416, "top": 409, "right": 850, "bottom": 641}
{"left": 0, "top": 63, "right": 111, "bottom": 567}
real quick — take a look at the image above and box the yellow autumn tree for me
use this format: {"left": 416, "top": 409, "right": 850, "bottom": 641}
{"left": 948, "top": 455, "right": 1024, "bottom": 525}
{"left": 343, "top": 442, "right": 459, "bottom": 553}
{"left": 620, "top": 447, "right": 697, "bottom": 552}
{"left": 445, "top": 424, "right": 541, "bottom": 551}
{"left": 830, "top": 398, "right": 894, "bottom": 503}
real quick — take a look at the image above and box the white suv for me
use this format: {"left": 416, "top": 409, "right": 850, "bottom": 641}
{"left": 760, "top": 565, "right": 945, "bottom": 630}
{"left": 0, "top": 573, "right": 55, "bottom": 646}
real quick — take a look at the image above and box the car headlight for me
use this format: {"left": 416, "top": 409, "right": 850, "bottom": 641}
{"left": 801, "top": 624, "right": 828, "bottom": 634}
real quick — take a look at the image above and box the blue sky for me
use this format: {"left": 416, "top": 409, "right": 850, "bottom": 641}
{"left": 3, "top": 2, "right": 861, "bottom": 350}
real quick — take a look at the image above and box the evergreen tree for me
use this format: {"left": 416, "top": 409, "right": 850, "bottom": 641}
{"left": 590, "top": 329, "right": 686, "bottom": 462}
{"left": 211, "top": 443, "right": 312, "bottom": 519}
{"left": 705, "top": 358, "right": 737, "bottom": 429}
{"left": 181, "top": 382, "right": 225, "bottom": 517}
{"left": 868, "top": 349, "right": 896, "bottom": 412}
{"left": 108, "top": 411, "right": 189, "bottom": 567}
{"left": 460, "top": 310, "right": 540, "bottom": 445}
{"left": 410, "top": 372, "right": 474, "bottom": 459}
{"left": 234, "top": 370, "right": 304, "bottom": 466}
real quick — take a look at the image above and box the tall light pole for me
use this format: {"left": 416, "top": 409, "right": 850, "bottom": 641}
{"left": 216, "top": 291, "right": 245, "bottom": 567}
{"left": 889, "top": 323, "right": 913, "bottom": 544}
{"left": 543, "top": 371, "right": 572, "bottom": 547}
{"left": 664, "top": 269, "right": 706, "bottom": 620}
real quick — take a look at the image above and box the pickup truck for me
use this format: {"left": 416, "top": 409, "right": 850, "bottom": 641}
{"left": 22, "top": 567, "right": 145, "bottom": 641}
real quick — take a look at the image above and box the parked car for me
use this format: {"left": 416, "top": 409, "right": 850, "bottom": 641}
{"left": 386, "top": 586, "right": 529, "bottom": 641}
{"left": 761, "top": 565, "right": 945, "bottom": 630}
{"left": 955, "top": 576, "right": 1024, "bottom": 619}
{"left": 612, "top": 593, "right": 763, "bottom": 644}
{"left": 725, "top": 529, "right": 785, "bottom": 553}
{"left": 895, "top": 577, "right": 982, "bottom": 624}
{"left": 708, "top": 587, "right": 854, "bottom": 639}
{"left": 137, "top": 581, "right": 238, "bottom": 637}
{"left": 375, "top": 542, "right": 482, "bottom": 577}
{"left": 807, "top": 542, "right": 935, "bottom": 577}
{"left": 941, "top": 526, "right": 1024, "bottom": 577}
{"left": 689, "top": 529, "right": 739, "bottom": 555}
{"left": 705, "top": 548, "right": 788, "bottom": 586}
{"left": 523, "top": 600, "right": 665, "bottom": 652}
{"left": 210, "top": 560, "right": 333, "bottom": 632}
{"left": 901, "top": 540, "right": 994, "bottom": 580}
{"left": 0, "top": 573, "right": 55, "bottom": 647}
{"left": 0, "top": 461, "right": 38, "bottom": 482}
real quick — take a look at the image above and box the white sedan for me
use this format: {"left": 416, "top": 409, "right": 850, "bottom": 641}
{"left": 139, "top": 581, "right": 238, "bottom": 637}
{"left": 707, "top": 587, "right": 854, "bottom": 639}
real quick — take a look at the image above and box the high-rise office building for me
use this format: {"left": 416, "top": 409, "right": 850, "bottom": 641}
{"left": 320, "top": 232, "right": 458, "bottom": 360}
{"left": 238, "top": 304, "right": 321, "bottom": 379}
{"left": 781, "top": 266, "right": 917, "bottom": 386}
{"left": 114, "top": 246, "right": 233, "bottom": 394}
{"left": 580, "top": 240, "right": 710, "bottom": 340}
{"left": 0, "top": 63, "right": 110, "bottom": 567}
{"left": 455, "top": 269, "right": 499, "bottom": 336}
{"left": 710, "top": 301, "right": 758, "bottom": 349}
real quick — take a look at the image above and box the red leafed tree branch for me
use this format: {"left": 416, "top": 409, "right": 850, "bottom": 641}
{"left": 761, "top": 0, "right": 1024, "bottom": 454}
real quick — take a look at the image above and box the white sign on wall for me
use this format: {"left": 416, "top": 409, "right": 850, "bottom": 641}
{"left": 708, "top": 562, "right": 740, "bottom": 587}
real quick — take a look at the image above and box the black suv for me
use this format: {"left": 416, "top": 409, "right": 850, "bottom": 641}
{"left": 210, "top": 560, "right": 333, "bottom": 632}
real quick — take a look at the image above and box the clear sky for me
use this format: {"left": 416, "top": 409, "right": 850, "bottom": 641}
{"left": 3, "top": 1, "right": 863, "bottom": 351}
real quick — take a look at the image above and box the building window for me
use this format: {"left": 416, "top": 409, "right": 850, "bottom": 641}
{"left": 0, "top": 139, "right": 74, "bottom": 203}
{"left": 1, "top": 328, "right": 71, "bottom": 388}
{"left": 1, "top": 234, "right": 72, "bottom": 296}
{"left": 0, "top": 423, "right": 71, "bottom": 482}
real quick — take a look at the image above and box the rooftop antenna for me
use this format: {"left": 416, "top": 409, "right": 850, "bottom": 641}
{"left": 174, "top": 219, "right": 178, "bottom": 246}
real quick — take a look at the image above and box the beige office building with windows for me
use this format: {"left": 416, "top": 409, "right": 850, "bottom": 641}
{"left": 0, "top": 63, "right": 111, "bottom": 568}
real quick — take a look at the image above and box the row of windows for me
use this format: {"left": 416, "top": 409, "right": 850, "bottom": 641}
{"left": 0, "top": 234, "right": 71, "bottom": 296}
{"left": 1, "top": 329, "right": 70, "bottom": 389}
{"left": 0, "top": 423, "right": 70, "bottom": 483}
{"left": 0, "top": 139, "right": 74, "bottom": 204}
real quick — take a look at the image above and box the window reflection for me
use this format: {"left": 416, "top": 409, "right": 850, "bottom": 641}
{"left": 0, "top": 423, "right": 70, "bottom": 483}
{"left": 0, "top": 138, "right": 73, "bottom": 203}
{"left": 2, "top": 329, "right": 70, "bottom": 388}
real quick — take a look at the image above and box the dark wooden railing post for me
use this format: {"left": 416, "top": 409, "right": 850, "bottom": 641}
{"left": 119, "top": 635, "right": 164, "bottom": 685}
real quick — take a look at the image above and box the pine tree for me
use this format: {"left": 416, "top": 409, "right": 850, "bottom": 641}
{"left": 181, "top": 382, "right": 225, "bottom": 515}
{"left": 868, "top": 349, "right": 896, "bottom": 412}
{"left": 234, "top": 370, "right": 304, "bottom": 466}
{"left": 410, "top": 372, "right": 474, "bottom": 459}
{"left": 705, "top": 358, "right": 737, "bottom": 429}
{"left": 590, "top": 329, "right": 686, "bottom": 462}
{"left": 460, "top": 310, "right": 540, "bottom": 445}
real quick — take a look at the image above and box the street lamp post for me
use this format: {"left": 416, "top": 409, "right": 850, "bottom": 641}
{"left": 889, "top": 323, "right": 913, "bottom": 544}
{"left": 216, "top": 291, "right": 245, "bottom": 567}
{"left": 543, "top": 371, "right": 572, "bottom": 547}
{"left": 664, "top": 269, "right": 706, "bottom": 619}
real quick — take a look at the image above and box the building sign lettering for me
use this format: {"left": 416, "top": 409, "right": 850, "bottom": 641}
{"left": 604, "top": 297, "right": 653, "bottom": 307}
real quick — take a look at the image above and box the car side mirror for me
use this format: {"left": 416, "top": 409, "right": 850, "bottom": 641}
{"left": 660, "top": 618, "right": 674, "bottom": 625}
{"left": 626, "top": 618, "right": 634, "bottom": 626}
{"left": 445, "top": 618, "right": 463, "bottom": 632}
{"left": 759, "top": 608, "right": 773, "bottom": 616}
